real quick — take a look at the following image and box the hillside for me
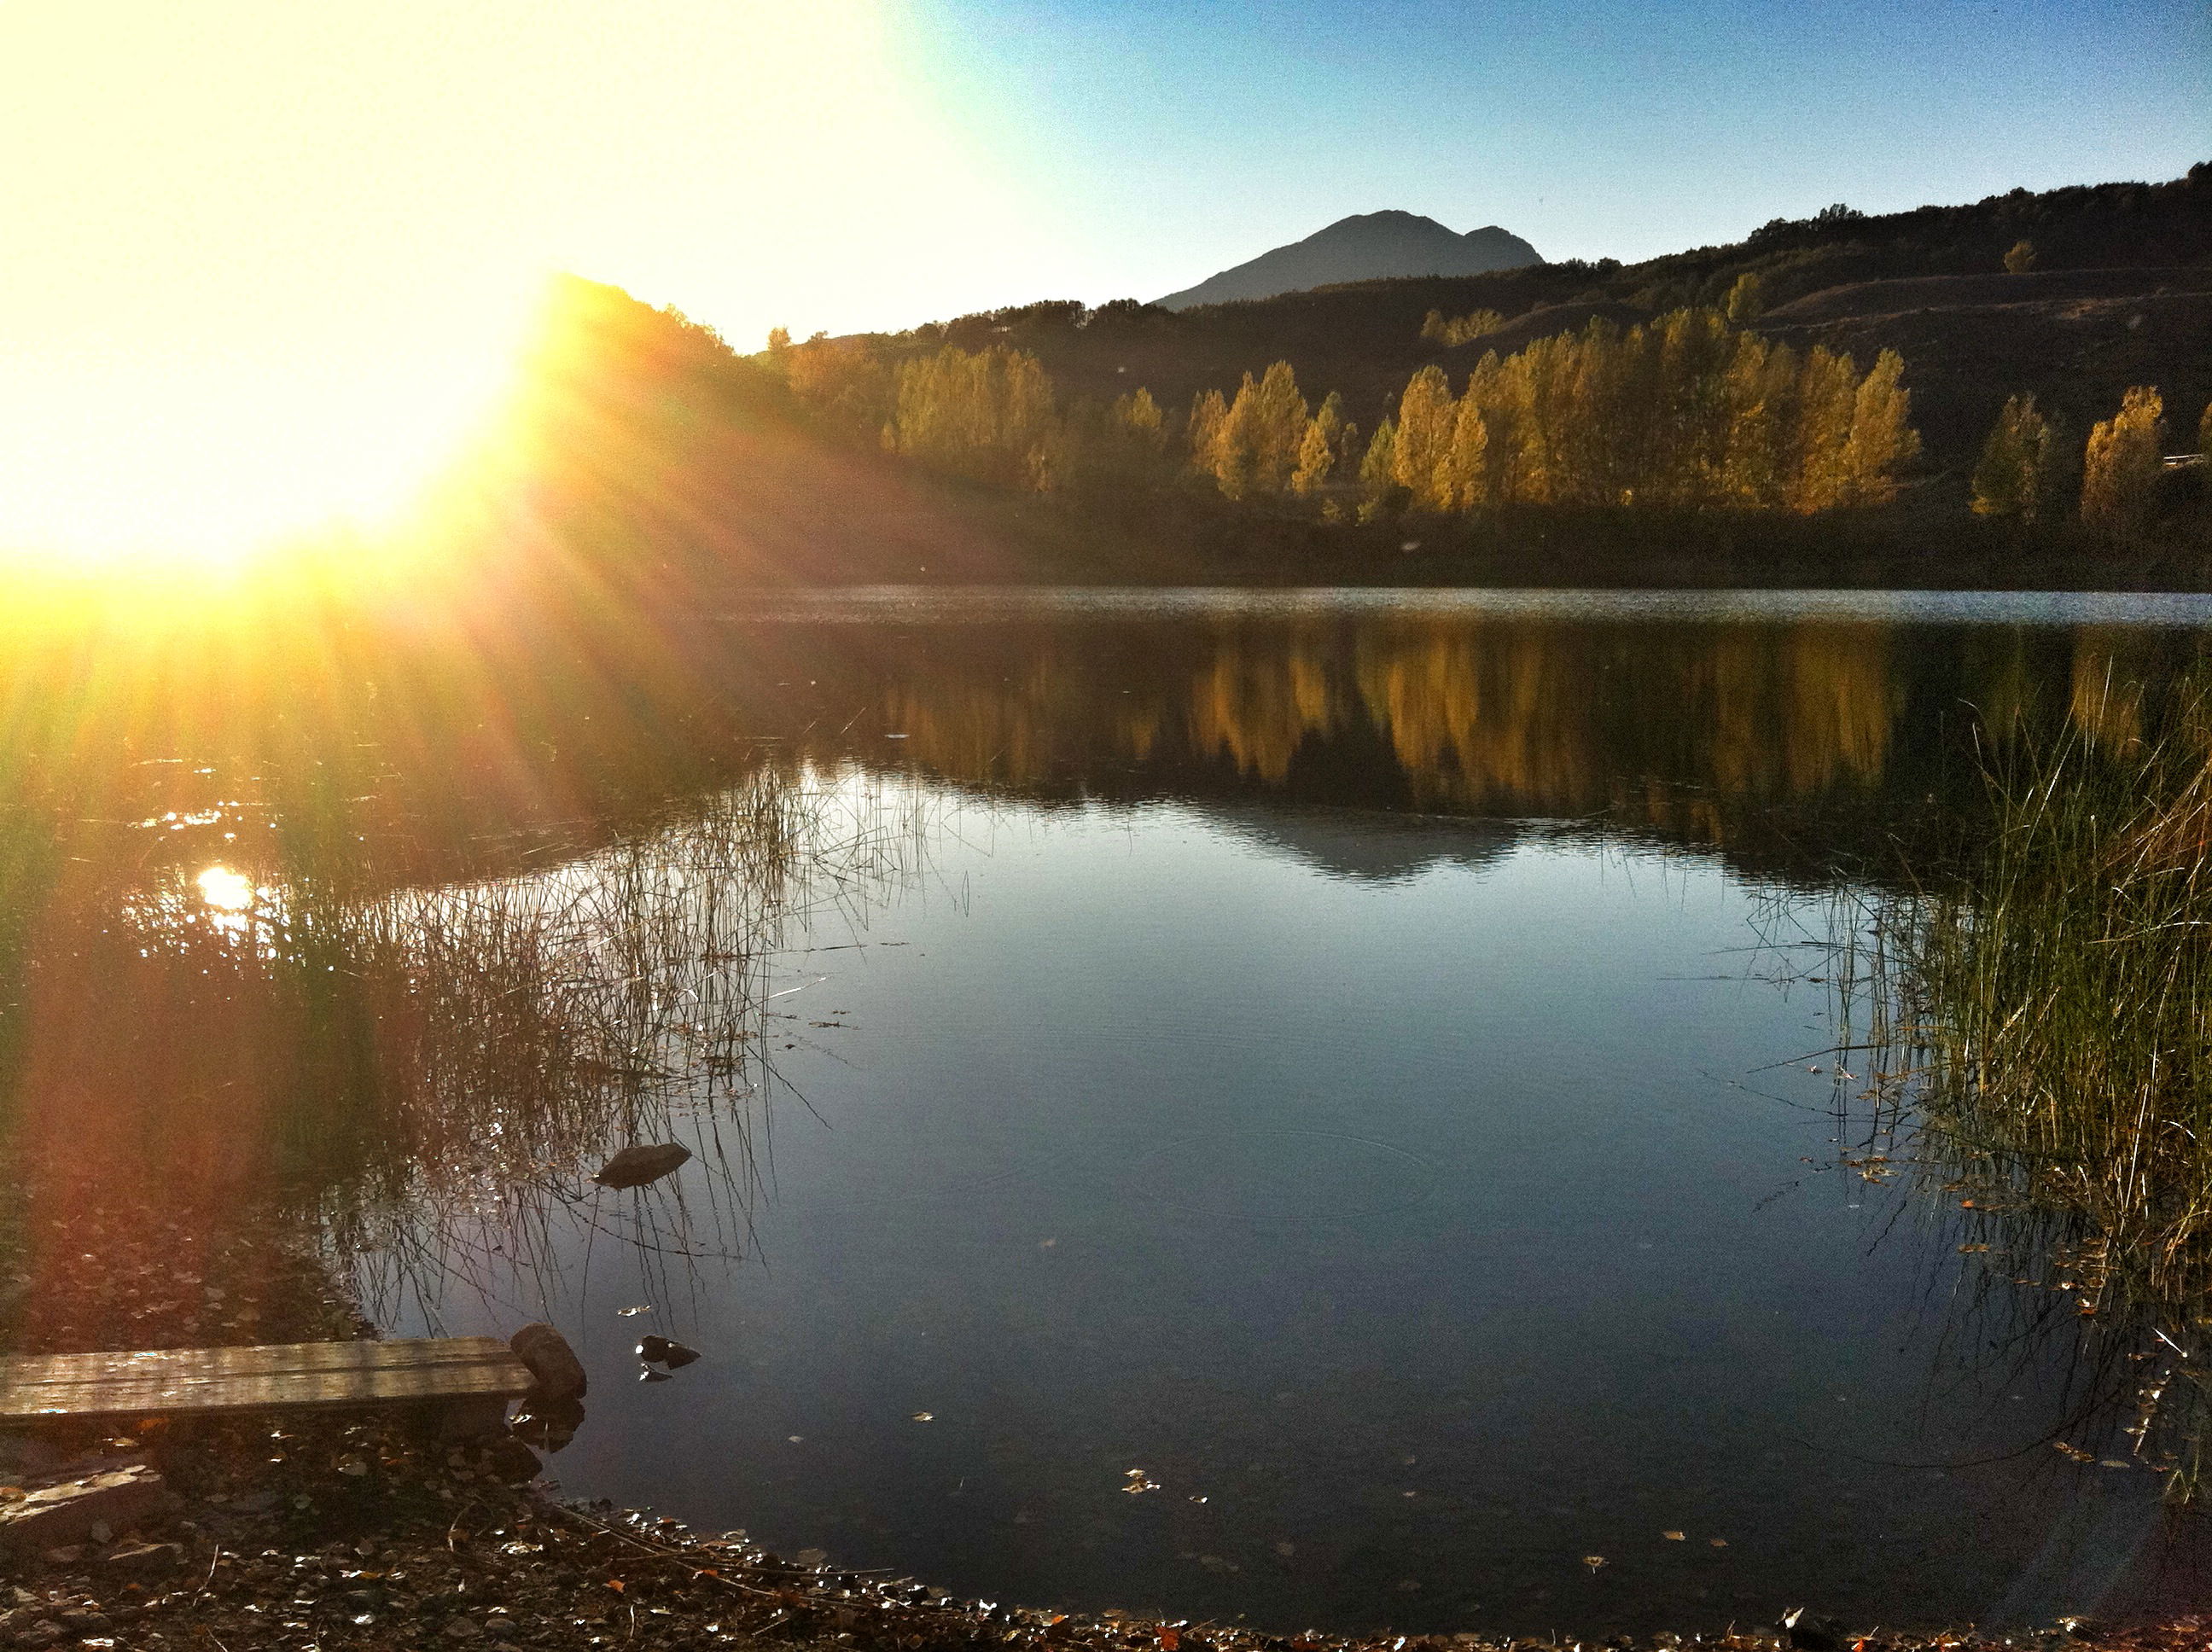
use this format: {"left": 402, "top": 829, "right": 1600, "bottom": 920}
{"left": 1154, "top": 212, "right": 1540, "bottom": 309}
{"left": 853, "top": 165, "right": 2212, "bottom": 485}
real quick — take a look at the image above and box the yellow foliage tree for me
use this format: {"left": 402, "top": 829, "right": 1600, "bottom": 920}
{"left": 1970, "top": 394, "right": 2060, "bottom": 522}
{"left": 2080, "top": 386, "right": 2165, "bottom": 535}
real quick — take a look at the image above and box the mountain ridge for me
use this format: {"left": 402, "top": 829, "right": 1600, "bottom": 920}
{"left": 1155, "top": 210, "right": 1541, "bottom": 310}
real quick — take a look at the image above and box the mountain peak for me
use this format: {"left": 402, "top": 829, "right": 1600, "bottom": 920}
{"left": 1156, "top": 214, "right": 1540, "bottom": 310}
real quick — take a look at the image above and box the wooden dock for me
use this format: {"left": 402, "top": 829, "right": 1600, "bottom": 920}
{"left": 0, "top": 1337, "right": 533, "bottom": 1436}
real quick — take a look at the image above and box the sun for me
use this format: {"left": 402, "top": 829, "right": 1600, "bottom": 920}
{"left": 0, "top": 302, "right": 530, "bottom": 572}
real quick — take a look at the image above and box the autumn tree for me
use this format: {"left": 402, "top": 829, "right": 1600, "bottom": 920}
{"left": 887, "top": 344, "right": 1057, "bottom": 487}
{"left": 1367, "top": 307, "right": 1920, "bottom": 517}
{"left": 1359, "top": 420, "right": 1400, "bottom": 515}
{"left": 1839, "top": 349, "right": 1919, "bottom": 505}
{"left": 1970, "top": 394, "right": 2062, "bottom": 522}
{"left": 1185, "top": 389, "right": 1228, "bottom": 484}
{"left": 783, "top": 331, "right": 894, "bottom": 437}
{"left": 1290, "top": 391, "right": 1347, "bottom": 495}
{"left": 1420, "top": 309, "right": 1505, "bottom": 346}
{"left": 2003, "top": 239, "right": 2037, "bottom": 275}
{"left": 1202, "top": 363, "right": 1308, "bottom": 500}
{"left": 1724, "top": 272, "right": 1766, "bottom": 323}
{"left": 2080, "top": 386, "right": 2165, "bottom": 535}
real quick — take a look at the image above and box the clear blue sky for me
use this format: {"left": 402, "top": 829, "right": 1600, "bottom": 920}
{"left": 900, "top": 0, "right": 2209, "bottom": 305}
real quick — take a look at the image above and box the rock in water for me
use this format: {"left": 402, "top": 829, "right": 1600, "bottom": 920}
{"left": 509, "top": 1323, "right": 588, "bottom": 1400}
{"left": 637, "top": 1335, "right": 702, "bottom": 1369}
{"left": 509, "top": 1394, "right": 585, "bottom": 1452}
{"left": 591, "top": 1143, "right": 691, "bottom": 1190}
{"left": 1781, "top": 1608, "right": 1843, "bottom": 1652}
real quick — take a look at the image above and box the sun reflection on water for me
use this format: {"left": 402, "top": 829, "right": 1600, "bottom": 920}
{"left": 194, "top": 866, "right": 256, "bottom": 923}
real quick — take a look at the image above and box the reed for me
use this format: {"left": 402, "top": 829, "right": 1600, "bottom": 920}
{"left": 1841, "top": 678, "right": 2212, "bottom": 1485}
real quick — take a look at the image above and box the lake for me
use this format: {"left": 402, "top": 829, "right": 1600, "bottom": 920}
{"left": 14, "top": 588, "right": 2212, "bottom": 1635}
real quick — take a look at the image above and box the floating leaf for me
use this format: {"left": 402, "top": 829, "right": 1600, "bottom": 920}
{"left": 616, "top": 1306, "right": 653, "bottom": 1318}
{"left": 1662, "top": 1531, "right": 1685, "bottom": 1541}
{"left": 911, "top": 1411, "right": 935, "bottom": 1422}
{"left": 1708, "top": 1538, "right": 1728, "bottom": 1548}
{"left": 1582, "top": 1556, "right": 1607, "bottom": 1573}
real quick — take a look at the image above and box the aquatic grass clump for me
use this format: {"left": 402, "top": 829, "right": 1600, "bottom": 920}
{"left": 1837, "top": 682, "right": 2212, "bottom": 1486}
{"left": 1883, "top": 693, "right": 2212, "bottom": 1305}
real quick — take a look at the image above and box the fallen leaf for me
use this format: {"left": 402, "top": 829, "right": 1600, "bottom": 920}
{"left": 1582, "top": 1556, "right": 1607, "bottom": 1573}
{"left": 1662, "top": 1531, "right": 1685, "bottom": 1541}
{"left": 911, "top": 1411, "right": 935, "bottom": 1422}
{"left": 1708, "top": 1539, "right": 1728, "bottom": 1548}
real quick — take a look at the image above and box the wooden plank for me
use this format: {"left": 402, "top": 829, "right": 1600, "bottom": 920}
{"left": 0, "top": 1338, "right": 534, "bottom": 1422}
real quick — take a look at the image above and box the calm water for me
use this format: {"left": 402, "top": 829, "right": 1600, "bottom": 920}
{"left": 18, "top": 589, "right": 2212, "bottom": 1633}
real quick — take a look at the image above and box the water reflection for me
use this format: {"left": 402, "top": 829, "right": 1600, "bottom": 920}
{"left": 0, "top": 591, "right": 2209, "bottom": 1632}
{"left": 722, "top": 596, "right": 2212, "bottom": 884}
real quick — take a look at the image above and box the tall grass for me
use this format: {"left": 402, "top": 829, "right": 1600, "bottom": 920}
{"left": 40, "top": 760, "right": 934, "bottom": 1323}
{"left": 1846, "top": 678, "right": 2212, "bottom": 1485}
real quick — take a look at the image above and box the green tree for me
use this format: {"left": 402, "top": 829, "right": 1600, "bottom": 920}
{"left": 2003, "top": 239, "right": 2037, "bottom": 275}
{"left": 1970, "top": 394, "right": 2061, "bottom": 522}
{"left": 2080, "top": 386, "right": 2165, "bottom": 536}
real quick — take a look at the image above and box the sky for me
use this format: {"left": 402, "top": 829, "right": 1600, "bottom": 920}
{"left": 0, "top": 0, "right": 2203, "bottom": 561}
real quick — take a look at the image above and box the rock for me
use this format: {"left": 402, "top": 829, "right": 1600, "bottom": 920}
{"left": 591, "top": 1143, "right": 691, "bottom": 1190}
{"left": 0, "top": 1465, "right": 166, "bottom": 1553}
{"left": 636, "top": 1335, "right": 701, "bottom": 1369}
{"left": 509, "top": 1395, "right": 585, "bottom": 1452}
{"left": 1781, "top": 1608, "right": 1844, "bottom": 1652}
{"left": 486, "top": 1620, "right": 520, "bottom": 1641}
{"left": 480, "top": 1436, "right": 542, "bottom": 1485}
{"left": 0, "top": 1437, "right": 66, "bottom": 1483}
{"left": 509, "top": 1323, "right": 587, "bottom": 1400}
{"left": 443, "top": 1618, "right": 485, "bottom": 1641}
{"left": 104, "top": 1540, "right": 183, "bottom": 1573}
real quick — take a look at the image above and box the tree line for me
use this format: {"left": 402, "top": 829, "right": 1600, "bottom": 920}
{"left": 768, "top": 305, "right": 1924, "bottom": 521}
{"left": 1971, "top": 387, "right": 2212, "bottom": 537}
